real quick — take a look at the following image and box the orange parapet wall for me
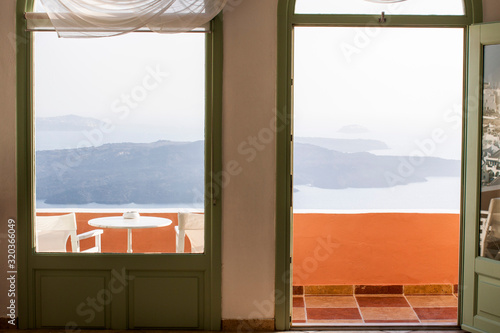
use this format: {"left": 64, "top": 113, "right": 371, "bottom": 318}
{"left": 292, "top": 213, "right": 460, "bottom": 286}
{"left": 37, "top": 212, "right": 191, "bottom": 253}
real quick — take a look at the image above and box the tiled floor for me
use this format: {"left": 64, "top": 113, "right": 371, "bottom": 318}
{"left": 293, "top": 294, "right": 458, "bottom": 325}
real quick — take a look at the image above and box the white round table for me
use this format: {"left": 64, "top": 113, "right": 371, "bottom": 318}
{"left": 88, "top": 216, "right": 172, "bottom": 253}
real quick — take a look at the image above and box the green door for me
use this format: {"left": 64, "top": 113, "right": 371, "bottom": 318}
{"left": 16, "top": 1, "right": 223, "bottom": 329}
{"left": 463, "top": 22, "right": 500, "bottom": 333}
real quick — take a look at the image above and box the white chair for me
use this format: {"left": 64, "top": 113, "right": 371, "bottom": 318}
{"left": 480, "top": 208, "right": 490, "bottom": 245}
{"left": 35, "top": 213, "right": 103, "bottom": 253}
{"left": 175, "top": 213, "right": 204, "bottom": 253}
{"left": 480, "top": 198, "right": 500, "bottom": 259}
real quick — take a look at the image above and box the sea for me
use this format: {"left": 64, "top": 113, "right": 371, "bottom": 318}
{"left": 36, "top": 177, "right": 460, "bottom": 213}
{"left": 35, "top": 130, "right": 461, "bottom": 213}
{"left": 293, "top": 176, "right": 460, "bottom": 214}
{"left": 36, "top": 200, "right": 204, "bottom": 213}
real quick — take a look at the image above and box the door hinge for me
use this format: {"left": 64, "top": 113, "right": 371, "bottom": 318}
{"left": 290, "top": 257, "right": 292, "bottom": 264}
{"left": 291, "top": 78, "right": 294, "bottom": 86}
{"left": 290, "top": 174, "right": 293, "bottom": 207}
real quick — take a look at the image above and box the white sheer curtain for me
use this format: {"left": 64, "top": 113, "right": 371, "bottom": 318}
{"left": 39, "top": 0, "right": 227, "bottom": 37}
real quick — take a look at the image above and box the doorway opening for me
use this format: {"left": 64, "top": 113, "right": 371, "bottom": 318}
{"left": 291, "top": 26, "right": 464, "bottom": 326}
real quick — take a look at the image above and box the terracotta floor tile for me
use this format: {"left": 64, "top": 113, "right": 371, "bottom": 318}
{"left": 364, "top": 320, "right": 420, "bottom": 323}
{"left": 292, "top": 320, "right": 306, "bottom": 324}
{"left": 293, "top": 307, "right": 306, "bottom": 320}
{"left": 305, "top": 295, "right": 357, "bottom": 308}
{"left": 306, "top": 319, "right": 364, "bottom": 324}
{"left": 360, "top": 307, "right": 419, "bottom": 321}
{"left": 404, "top": 284, "right": 453, "bottom": 295}
{"left": 293, "top": 286, "right": 304, "bottom": 295}
{"left": 414, "top": 307, "right": 458, "bottom": 320}
{"left": 293, "top": 296, "right": 304, "bottom": 307}
{"left": 356, "top": 296, "right": 410, "bottom": 307}
{"left": 305, "top": 285, "right": 353, "bottom": 295}
{"left": 420, "top": 319, "right": 459, "bottom": 323}
{"left": 403, "top": 293, "right": 446, "bottom": 296}
{"left": 406, "top": 295, "right": 458, "bottom": 308}
{"left": 355, "top": 285, "right": 403, "bottom": 295}
{"left": 307, "top": 307, "right": 362, "bottom": 320}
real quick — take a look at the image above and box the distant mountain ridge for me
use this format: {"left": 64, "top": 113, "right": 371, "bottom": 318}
{"left": 295, "top": 137, "right": 388, "bottom": 153}
{"left": 36, "top": 140, "right": 204, "bottom": 205}
{"left": 36, "top": 140, "right": 460, "bottom": 205}
{"left": 36, "top": 115, "right": 110, "bottom": 132}
{"left": 294, "top": 143, "right": 460, "bottom": 189}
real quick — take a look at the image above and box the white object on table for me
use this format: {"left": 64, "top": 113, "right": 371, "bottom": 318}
{"left": 123, "top": 211, "right": 140, "bottom": 219}
{"left": 88, "top": 216, "right": 172, "bottom": 253}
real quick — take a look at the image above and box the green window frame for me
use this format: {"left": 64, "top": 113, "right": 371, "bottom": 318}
{"left": 275, "top": 0, "right": 483, "bottom": 330}
{"left": 16, "top": 0, "right": 223, "bottom": 328}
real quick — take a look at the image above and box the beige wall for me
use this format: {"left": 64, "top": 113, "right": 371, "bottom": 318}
{"left": 483, "top": 0, "right": 500, "bottom": 22}
{"left": 221, "top": 0, "right": 278, "bottom": 320}
{"left": 0, "top": 0, "right": 18, "bottom": 317}
{"left": 0, "top": 0, "right": 499, "bottom": 325}
{"left": 0, "top": 0, "right": 280, "bottom": 323}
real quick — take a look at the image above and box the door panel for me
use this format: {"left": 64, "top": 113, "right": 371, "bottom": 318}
{"left": 463, "top": 22, "right": 500, "bottom": 333}
{"left": 129, "top": 271, "right": 203, "bottom": 328}
{"left": 17, "top": 2, "right": 223, "bottom": 329}
{"left": 477, "top": 276, "right": 500, "bottom": 317}
{"left": 37, "top": 270, "right": 110, "bottom": 328}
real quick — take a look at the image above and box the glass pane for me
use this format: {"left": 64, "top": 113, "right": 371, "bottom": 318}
{"left": 34, "top": 32, "right": 205, "bottom": 254}
{"left": 480, "top": 44, "right": 500, "bottom": 261}
{"left": 295, "top": 0, "right": 465, "bottom": 16}
{"left": 293, "top": 26, "right": 464, "bottom": 211}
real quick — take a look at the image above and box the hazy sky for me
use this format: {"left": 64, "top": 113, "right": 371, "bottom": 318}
{"left": 34, "top": 31, "right": 206, "bottom": 142}
{"left": 484, "top": 44, "right": 500, "bottom": 87}
{"left": 293, "top": 27, "right": 465, "bottom": 159}
{"left": 295, "top": 0, "right": 465, "bottom": 15}
{"left": 35, "top": 20, "right": 466, "bottom": 160}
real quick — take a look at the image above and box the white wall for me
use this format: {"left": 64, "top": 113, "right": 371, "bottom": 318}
{"left": 221, "top": 0, "right": 278, "bottom": 320}
{"left": 0, "top": 0, "right": 18, "bottom": 317}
